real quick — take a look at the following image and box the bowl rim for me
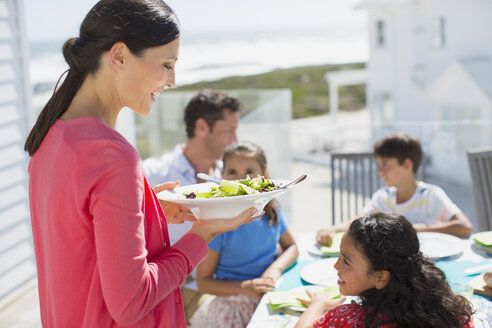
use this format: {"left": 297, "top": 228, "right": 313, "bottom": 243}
{"left": 156, "top": 179, "right": 292, "bottom": 205}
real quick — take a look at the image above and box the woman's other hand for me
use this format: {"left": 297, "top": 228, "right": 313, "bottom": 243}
{"left": 154, "top": 181, "right": 196, "bottom": 224}
{"left": 189, "top": 208, "right": 262, "bottom": 243}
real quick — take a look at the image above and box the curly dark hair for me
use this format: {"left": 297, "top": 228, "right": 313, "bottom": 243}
{"left": 348, "top": 213, "right": 473, "bottom": 327}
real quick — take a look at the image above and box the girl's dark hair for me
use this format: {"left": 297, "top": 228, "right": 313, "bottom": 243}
{"left": 223, "top": 141, "right": 279, "bottom": 226}
{"left": 24, "top": 0, "right": 180, "bottom": 156}
{"left": 349, "top": 213, "right": 472, "bottom": 328}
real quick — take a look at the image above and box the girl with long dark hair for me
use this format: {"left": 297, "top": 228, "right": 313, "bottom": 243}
{"left": 296, "top": 213, "right": 473, "bottom": 328}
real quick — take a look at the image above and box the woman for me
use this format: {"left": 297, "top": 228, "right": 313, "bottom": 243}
{"left": 25, "top": 1, "right": 258, "bottom": 327}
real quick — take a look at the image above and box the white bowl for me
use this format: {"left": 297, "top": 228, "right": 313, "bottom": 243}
{"left": 157, "top": 179, "right": 297, "bottom": 219}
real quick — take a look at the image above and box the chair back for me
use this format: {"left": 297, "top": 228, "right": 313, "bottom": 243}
{"left": 467, "top": 148, "right": 492, "bottom": 231}
{"left": 331, "top": 152, "right": 381, "bottom": 225}
{"left": 330, "top": 152, "right": 427, "bottom": 226}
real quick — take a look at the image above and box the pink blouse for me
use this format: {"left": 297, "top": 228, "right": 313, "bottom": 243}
{"left": 28, "top": 117, "right": 207, "bottom": 327}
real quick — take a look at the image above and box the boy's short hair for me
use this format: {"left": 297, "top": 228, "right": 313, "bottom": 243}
{"left": 184, "top": 89, "right": 243, "bottom": 138}
{"left": 373, "top": 133, "right": 423, "bottom": 174}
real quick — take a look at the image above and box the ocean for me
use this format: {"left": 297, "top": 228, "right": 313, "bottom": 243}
{"left": 28, "top": 28, "right": 368, "bottom": 108}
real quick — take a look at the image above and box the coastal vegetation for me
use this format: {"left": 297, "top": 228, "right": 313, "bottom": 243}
{"left": 173, "top": 62, "right": 366, "bottom": 119}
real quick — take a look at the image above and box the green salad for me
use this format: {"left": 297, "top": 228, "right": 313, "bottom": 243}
{"left": 184, "top": 175, "right": 278, "bottom": 199}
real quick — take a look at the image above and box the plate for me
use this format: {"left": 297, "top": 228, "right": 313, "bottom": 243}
{"left": 156, "top": 179, "right": 296, "bottom": 219}
{"left": 473, "top": 231, "right": 492, "bottom": 247}
{"left": 300, "top": 258, "right": 339, "bottom": 286}
{"left": 417, "top": 232, "right": 464, "bottom": 261}
{"left": 308, "top": 232, "right": 344, "bottom": 257}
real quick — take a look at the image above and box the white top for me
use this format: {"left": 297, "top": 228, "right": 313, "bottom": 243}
{"left": 142, "top": 145, "right": 222, "bottom": 245}
{"left": 363, "top": 181, "right": 460, "bottom": 225}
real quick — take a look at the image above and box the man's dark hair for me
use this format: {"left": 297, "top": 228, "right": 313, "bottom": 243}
{"left": 184, "top": 89, "right": 243, "bottom": 138}
{"left": 373, "top": 133, "right": 423, "bottom": 174}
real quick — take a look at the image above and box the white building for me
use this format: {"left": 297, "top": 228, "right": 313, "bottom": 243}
{"left": 359, "top": 0, "right": 492, "bottom": 183}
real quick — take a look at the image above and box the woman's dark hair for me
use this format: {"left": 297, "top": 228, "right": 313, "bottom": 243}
{"left": 349, "top": 213, "right": 472, "bottom": 328}
{"left": 222, "top": 141, "right": 279, "bottom": 226}
{"left": 24, "top": 0, "right": 180, "bottom": 156}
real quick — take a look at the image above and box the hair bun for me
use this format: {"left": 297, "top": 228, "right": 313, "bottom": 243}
{"left": 62, "top": 37, "right": 82, "bottom": 73}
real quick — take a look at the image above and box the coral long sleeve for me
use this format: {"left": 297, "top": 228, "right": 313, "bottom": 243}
{"left": 28, "top": 118, "right": 207, "bottom": 327}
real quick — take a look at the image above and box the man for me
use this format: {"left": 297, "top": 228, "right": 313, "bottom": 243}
{"left": 143, "top": 89, "right": 242, "bottom": 322}
{"left": 143, "top": 89, "right": 242, "bottom": 244}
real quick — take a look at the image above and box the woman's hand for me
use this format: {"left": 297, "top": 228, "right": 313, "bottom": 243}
{"left": 240, "top": 277, "right": 275, "bottom": 300}
{"left": 316, "top": 228, "right": 335, "bottom": 246}
{"left": 154, "top": 181, "right": 196, "bottom": 224}
{"left": 188, "top": 208, "right": 262, "bottom": 243}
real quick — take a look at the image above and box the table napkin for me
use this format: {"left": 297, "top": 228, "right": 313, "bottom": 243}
{"left": 267, "top": 286, "right": 340, "bottom": 312}
{"left": 319, "top": 232, "right": 344, "bottom": 255}
{"left": 473, "top": 231, "right": 492, "bottom": 247}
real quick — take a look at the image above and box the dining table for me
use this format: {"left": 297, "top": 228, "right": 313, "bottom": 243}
{"left": 246, "top": 231, "right": 492, "bottom": 328}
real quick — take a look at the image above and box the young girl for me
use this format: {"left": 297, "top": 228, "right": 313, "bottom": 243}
{"left": 296, "top": 213, "right": 474, "bottom": 328}
{"left": 191, "top": 141, "right": 299, "bottom": 327}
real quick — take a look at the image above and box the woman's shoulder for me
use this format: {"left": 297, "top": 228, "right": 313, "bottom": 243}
{"left": 60, "top": 118, "right": 138, "bottom": 161}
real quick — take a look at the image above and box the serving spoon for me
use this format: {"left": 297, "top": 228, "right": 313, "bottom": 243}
{"left": 196, "top": 173, "right": 307, "bottom": 190}
{"left": 278, "top": 174, "right": 307, "bottom": 190}
{"left": 196, "top": 172, "right": 222, "bottom": 184}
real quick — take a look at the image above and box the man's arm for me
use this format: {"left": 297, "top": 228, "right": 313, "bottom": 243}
{"left": 413, "top": 211, "right": 473, "bottom": 238}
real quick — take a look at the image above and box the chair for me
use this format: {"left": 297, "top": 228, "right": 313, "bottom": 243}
{"left": 330, "top": 152, "right": 427, "bottom": 226}
{"left": 467, "top": 148, "right": 492, "bottom": 231}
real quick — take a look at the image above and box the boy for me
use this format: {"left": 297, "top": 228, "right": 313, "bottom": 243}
{"left": 317, "top": 133, "right": 473, "bottom": 246}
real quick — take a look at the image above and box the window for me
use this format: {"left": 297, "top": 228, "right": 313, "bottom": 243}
{"left": 432, "top": 16, "right": 446, "bottom": 49}
{"left": 375, "top": 19, "right": 386, "bottom": 48}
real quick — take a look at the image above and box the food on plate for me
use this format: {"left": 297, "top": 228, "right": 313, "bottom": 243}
{"left": 184, "top": 175, "right": 278, "bottom": 199}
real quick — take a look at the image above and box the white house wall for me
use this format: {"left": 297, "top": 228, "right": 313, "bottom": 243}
{"left": 363, "top": 0, "right": 492, "bottom": 183}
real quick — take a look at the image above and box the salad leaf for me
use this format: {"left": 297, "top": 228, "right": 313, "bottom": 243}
{"left": 184, "top": 175, "right": 278, "bottom": 199}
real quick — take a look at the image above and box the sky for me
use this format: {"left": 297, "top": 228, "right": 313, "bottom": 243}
{"left": 24, "top": 0, "right": 367, "bottom": 41}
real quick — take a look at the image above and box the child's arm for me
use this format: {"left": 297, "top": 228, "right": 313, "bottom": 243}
{"left": 294, "top": 290, "right": 346, "bottom": 328}
{"left": 262, "top": 230, "right": 299, "bottom": 281}
{"left": 413, "top": 211, "right": 473, "bottom": 238}
{"left": 195, "top": 248, "right": 275, "bottom": 300}
{"left": 316, "top": 221, "right": 350, "bottom": 246}
{"left": 316, "top": 211, "right": 367, "bottom": 246}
